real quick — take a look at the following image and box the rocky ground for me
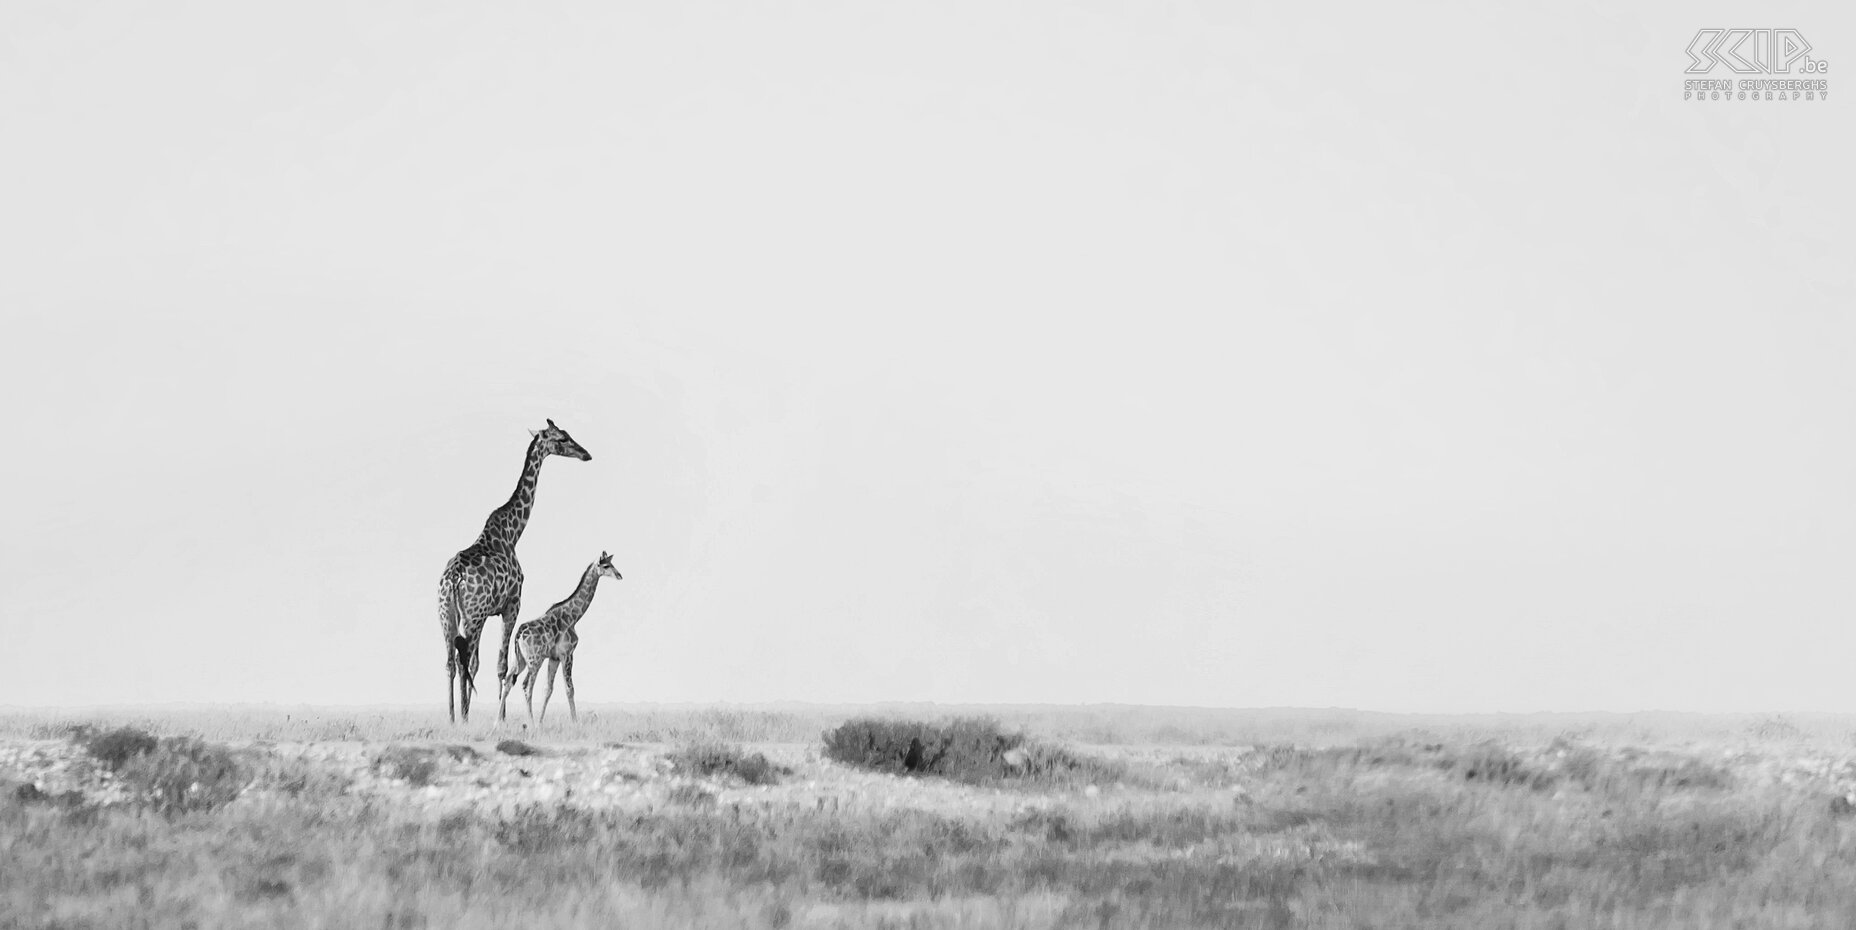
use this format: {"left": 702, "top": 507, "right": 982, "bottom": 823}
{"left": 0, "top": 736, "right": 1141, "bottom": 819}
{"left": 7, "top": 733, "right": 1856, "bottom": 817}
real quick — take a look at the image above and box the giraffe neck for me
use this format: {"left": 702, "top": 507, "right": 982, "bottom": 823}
{"left": 476, "top": 437, "right": 548, "bottom": 551}
{"left": 555, "top": 563, "right": 605, "bottom": 628}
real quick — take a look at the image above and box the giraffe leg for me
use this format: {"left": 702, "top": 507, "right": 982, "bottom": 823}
{"left": 440, "top": 580, "right": 461, "bottom": 725}
{"left": 448, "top": 627, "right": 475, "bottom": 725}
{"left": 459, "top": 628, "right": 485, "bottom": 723}
{"left": 496, "top": 594, "right": 521, "bottom": 723}
{"left": 499, "top": 641, "right": 528, "bottom": 721}
{"left": 523, "top": 659, "right": 544, "bottom": 722}
{"left": 539, "top": 658, "right": 560, "bottom": 725}
{"left": 446, "top": 650, "right": 457, "bottom": 725}
{"left": 562, "top": 651, "right": 577, "bottom": 723}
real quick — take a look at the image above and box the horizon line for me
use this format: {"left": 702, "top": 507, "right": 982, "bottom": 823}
{"left": 0, "top": 701, "right": 1848, "bottom": 719}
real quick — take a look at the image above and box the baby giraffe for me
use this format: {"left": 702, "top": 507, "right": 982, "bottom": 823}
{"left": 498, "top": 552, "right": 624, "bottom": 725}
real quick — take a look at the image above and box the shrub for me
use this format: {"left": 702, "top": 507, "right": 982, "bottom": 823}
{"left": 372, "top": 746, "right": 442, "bottom": 787}
{"left": 823, "top": 717, "right": 1013, "bottom": 780}
{"left": 670, "top": 743, "right": 789, "bottom": 786}
{"left": 75, "top": 726, "right": 160, "bottom": 770}
{"left": 821, "top": 717, "right": 1129, "bottom": 787}
{"left": 116, "top": 737, "right": 251, "bottom": 814}
{"left": 12, "top": 782, "right": 86, "bottom": 808}
{"left": 65, "top": 726, "right": 252, "bottom": 814}
{"left": 496, "top": 739, "right": 541, "bottom": 757}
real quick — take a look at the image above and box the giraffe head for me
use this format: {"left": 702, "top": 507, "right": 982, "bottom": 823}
{"left": 530, "top": 418, "right": 593, "bottom": 461}
{"left": 597, "top": 551, "right": 623, "bottom": 582}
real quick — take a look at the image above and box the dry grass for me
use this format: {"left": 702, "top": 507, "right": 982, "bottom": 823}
{"left": 0, "top": 704, "right": 837, "bottom": 745}
{"left": 7, "top": 704, "right": 1856, "bottom": 749}
{"left": 5, "top": 706, "right": 1856, "bottom": 928}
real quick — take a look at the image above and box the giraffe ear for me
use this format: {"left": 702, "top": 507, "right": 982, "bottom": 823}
{"left": 529, "top": 429, "right": 540, "bottom": 438}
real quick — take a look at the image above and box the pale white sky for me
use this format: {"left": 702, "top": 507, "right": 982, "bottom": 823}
{"left": 1, "top": 1, "right": 1850, "bottom": 713}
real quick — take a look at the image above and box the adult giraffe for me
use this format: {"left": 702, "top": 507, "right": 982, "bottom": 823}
{"left": 438, "top": 419, "right": 591, "bottom": 723}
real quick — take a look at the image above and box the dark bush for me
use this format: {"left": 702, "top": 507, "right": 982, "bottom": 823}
{"left": 12, "top": 782, "right": 86, "bottom": 808}
{"left": 670, "top": 743, "right": 789, "bottom": 786}
{"left": 372, "top": 746, "right": 441, "bottom": 787}
{"left": 117, "top": 737, "right": 251, "bottom": 814}
{"left": 822, "top": 717, "right": 1129, "bottom": 787}
{"left": 75, "top": 726, "right": 160, "bottom": 771}
{"left": 64, "top": 726, "right": 251, "bottom": 814}
{"left": 496, "top": 739, "right": 540, "bottom": 757}
{"left": 823, "top": 717, "right": 1016, "bottom": 781}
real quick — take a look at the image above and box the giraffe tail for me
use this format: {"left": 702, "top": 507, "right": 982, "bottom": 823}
{"left": 454, "top": 634, "right": 474, "bottom": 700}
{"left": 444, "top": 579, "right": 474, "bottom": 702}
{"left": 500, "top": 620, "right": 527, "bottom": 686}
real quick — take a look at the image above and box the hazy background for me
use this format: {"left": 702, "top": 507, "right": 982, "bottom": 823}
{"left": 1, "top": 1, "right": 1849, "bottom": 713}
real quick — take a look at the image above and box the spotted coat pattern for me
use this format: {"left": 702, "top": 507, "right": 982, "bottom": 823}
{"left": 499, "top": 553, "right": 623, "bottom": 724}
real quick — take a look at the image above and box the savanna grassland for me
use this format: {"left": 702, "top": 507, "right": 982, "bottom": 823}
{"left": 5, "top": 704, "right": 1856, "bottom": 929}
